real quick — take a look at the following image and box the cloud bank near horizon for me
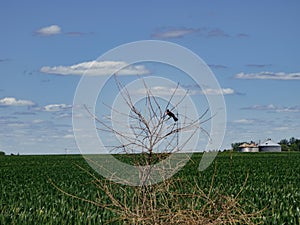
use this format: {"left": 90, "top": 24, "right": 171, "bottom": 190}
{"left": 242, "top": 104, "right": 300, "bottom": 113}
{"left": 235, "top": 72, "right": 300, "bottom": 80}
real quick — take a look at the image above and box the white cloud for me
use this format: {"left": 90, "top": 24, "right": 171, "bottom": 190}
{"left": 242, "top": 104, "right": 276, "bottom": 110}
{"left": 132, "top": 86, "right": 235, "bottom": 97}
{"left": 42, "top": 104, "right": 72, "bottom": 112}
{"left": 134, "top": 86, "right": 188, "bottom": 96}
{"left": 40, "top": 60, "right": 149, "bottom": 76}
{"left": 242, "top": 104, "right": 300, "bottom": 113}
{"left": 275, "top": 107, "right": 300, "bottom": 113}
{"left": 63, "top": 134, "right": 74, "bottom": 139}
{"left": 0, "top": 97, "right": 35, "bottom": 106}
{"left": 7, "top": 122, "right": 27, "bottom": 128}
{"left": 35, "top": 25, "right": 62, "bottom": 36}
{"left": 274, "top": 126, "right": 290, "bottom": 131}
{"left": 233, "top": 119, "right": 255, "bottom": 124}
{"left": 221, "top": 88, "right": 235, "bottom": 95}
{"left": 202, "top": 88, "right": 235, "bottom": 95}
{"left": 152, "top": 27, "right": 232, "bottom": 39}
{"left": 152, "top": 28, "right": 198, "bottom": 39}
{"left": 235, "top": 71, "right": 300, "bottom": 80}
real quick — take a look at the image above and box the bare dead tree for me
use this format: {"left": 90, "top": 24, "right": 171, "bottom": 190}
{"left": 84, "top": 75, "right": 212, "bottom": 186}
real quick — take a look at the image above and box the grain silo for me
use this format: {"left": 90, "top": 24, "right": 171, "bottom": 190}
{"left": 239, "top": 143, "right": 259, "bottom": 152}
{"left": 259, "top": 139, "right": 281, "bottom": 152}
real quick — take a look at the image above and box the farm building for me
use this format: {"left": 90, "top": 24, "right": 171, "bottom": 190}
{"left": 239, "top": 143, "right": 259, "bottom": 152}
{"left": 259, "top": 139, "right": 281, "bottom": 152}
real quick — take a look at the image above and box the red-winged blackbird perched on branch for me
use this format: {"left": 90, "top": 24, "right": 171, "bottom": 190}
{"left": 166, "top": 109, "right": 178, "bottom": 122}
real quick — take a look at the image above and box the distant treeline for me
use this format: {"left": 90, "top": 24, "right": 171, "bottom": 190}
{"left": 278, "top": 137, "right": 300, "bottom": 151}
{"left": 231, "top": 137, "right": 300, "bottom": 152}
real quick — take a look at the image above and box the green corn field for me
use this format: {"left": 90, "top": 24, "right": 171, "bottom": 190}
{"left": 0, "top": 152, "right": 299, "bottom": 224}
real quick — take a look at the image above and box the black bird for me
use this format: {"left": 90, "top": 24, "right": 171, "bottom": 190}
{"left": 166, "top": 109, "right": 178, "bottom": 122}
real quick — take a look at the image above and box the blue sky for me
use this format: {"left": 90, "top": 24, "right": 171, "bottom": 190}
{"left": 0, "top": 0, "right": 300, "bottom": 154}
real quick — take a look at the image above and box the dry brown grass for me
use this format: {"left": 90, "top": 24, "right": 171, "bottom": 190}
{"left": 50, "top": 162, "right": 264, "bottom": 225}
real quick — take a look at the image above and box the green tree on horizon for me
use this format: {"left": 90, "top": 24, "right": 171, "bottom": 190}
{"left": 278, "top": 137, "right": 300, "bottom": 151}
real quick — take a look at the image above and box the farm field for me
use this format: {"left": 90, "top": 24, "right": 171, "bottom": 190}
{"left": 0, "top": 152, "right": 299, "bottom": 224}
